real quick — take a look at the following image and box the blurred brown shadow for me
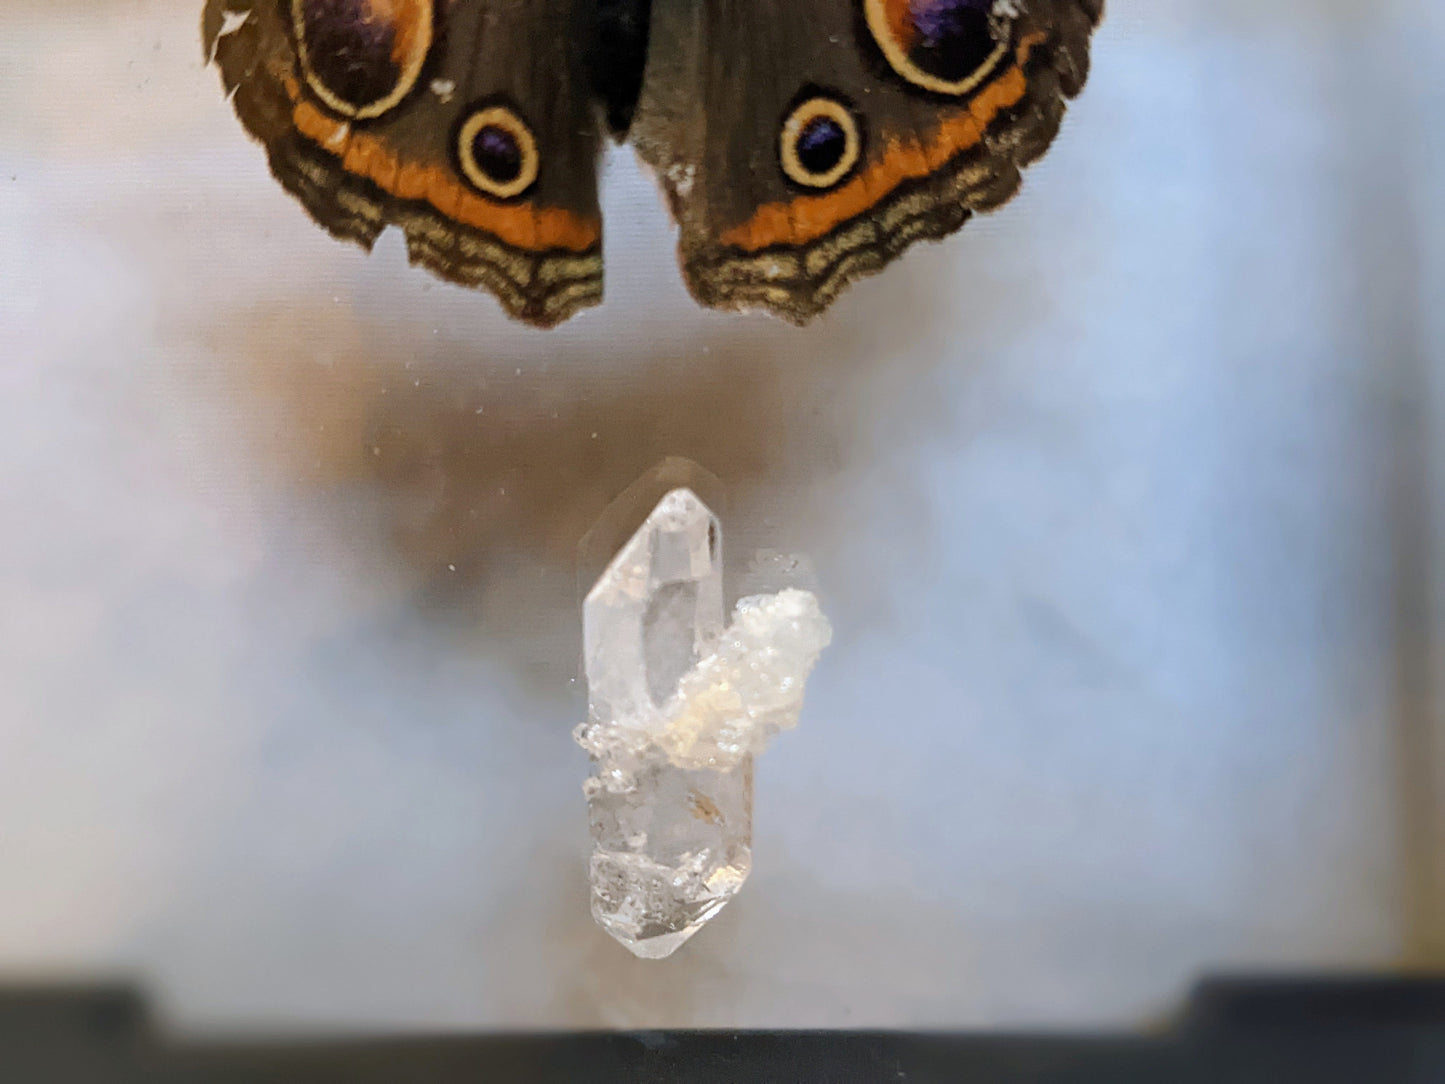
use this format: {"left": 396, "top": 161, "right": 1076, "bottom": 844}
{"left": 178, "top": 230, "right": 1026, "bottom": 690}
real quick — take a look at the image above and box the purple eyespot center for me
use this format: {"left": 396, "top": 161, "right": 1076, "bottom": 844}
{"left": 903, "top": 0, "right": 1003, "bottom": 84}
{"left": 796, "top": 116, "right": 847, "bottom": 176}
{"left": 296, "top": 0, "right": 432, "bottom": 115}
{"left": 473, "top": 125, "right": 523, "bottom": 184}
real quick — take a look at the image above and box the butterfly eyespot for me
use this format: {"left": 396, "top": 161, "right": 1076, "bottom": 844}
{"left": 862, "top": 0, "right": 1014, "bottom": 96}
{"left": 291, "top": 0, "right": 435, "bottom": 120}
{"left": 779, "top": 96, "right": 862, "bottom": 190}
{"left": 455, "top": 105, "right": 540, "bottom": 200}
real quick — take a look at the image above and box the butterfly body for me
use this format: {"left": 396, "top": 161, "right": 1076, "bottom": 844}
{"left": 205, "top": 0, "right": 1100, "bottom": 327}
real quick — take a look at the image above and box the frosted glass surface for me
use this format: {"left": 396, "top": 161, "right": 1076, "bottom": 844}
{"left": 0, "top": 0, "right": 1441, "bottom": 1030}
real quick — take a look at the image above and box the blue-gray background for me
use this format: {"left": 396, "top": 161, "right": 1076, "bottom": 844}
{"left": 0, "top": 0, "right": 1441, "bottom": 1030}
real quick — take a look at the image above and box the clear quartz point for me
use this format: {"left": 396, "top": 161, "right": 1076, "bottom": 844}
{"left": 576, "top": 488, "right": 831, "bottom": 959}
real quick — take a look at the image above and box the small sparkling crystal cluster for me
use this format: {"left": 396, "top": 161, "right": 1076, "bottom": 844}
{"left": 575, "top": 489, "right": 831, "bottom": 959}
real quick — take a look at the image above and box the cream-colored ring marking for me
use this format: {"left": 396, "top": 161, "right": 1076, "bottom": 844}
{"left": 291, "top": 0, "right": 434, "bottom": 120}
{"left": 862, "top": 0, "right": 1011, "bottom": 97}
{"left": 457, "top": 106, "right": 540, "bottom": 200}
{"left": 780, "top": 97, "right": 862, "bottom": 189}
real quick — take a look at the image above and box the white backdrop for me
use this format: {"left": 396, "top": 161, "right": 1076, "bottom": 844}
{"left": 0, "top": 0, "right": 1441, "bottom": 1030}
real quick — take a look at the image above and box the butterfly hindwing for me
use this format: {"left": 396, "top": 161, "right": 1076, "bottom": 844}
{"left": 205, "top": 0, "right": 1102, "bottom": 326}
{"left": 204, "top": 0, "right": 605, "bottom": 327}
{"left": 628, "top": 0, "right": 1102, "bottom": 323}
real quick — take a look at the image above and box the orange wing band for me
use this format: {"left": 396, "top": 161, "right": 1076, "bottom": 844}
{"left": 720, "top": 34, "right": 1044, "bottom": 253}
{"left": 286, "top": 83, "right": 600, "bottom": 253}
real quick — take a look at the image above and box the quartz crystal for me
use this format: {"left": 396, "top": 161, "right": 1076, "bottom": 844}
{"left": 575, "top": 489, "right": 832, "bottom": 959}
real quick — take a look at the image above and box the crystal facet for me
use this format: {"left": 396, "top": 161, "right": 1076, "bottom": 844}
{"left": 576, "top": 489, "right": 831, "bottom": 958}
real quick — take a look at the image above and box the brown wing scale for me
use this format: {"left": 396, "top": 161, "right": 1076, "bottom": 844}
{"left": 203, "top": 0, "right": 605, "bottom": 327}
{"left": 629, "top": 0, "right": 1103, "bottom": 323}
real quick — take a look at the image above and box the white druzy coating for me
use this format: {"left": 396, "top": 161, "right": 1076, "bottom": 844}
{"left": 575, "top": 489, "right": 831, "bottom": 959}
{"left": 659, "top": 589, "right": 832, "bottom": 771}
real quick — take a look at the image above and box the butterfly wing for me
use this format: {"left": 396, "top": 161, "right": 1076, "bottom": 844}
{"left": 204, "top": 0, "right": 605, "bottom": 327}
{"left": 628, "top": 0, "right": 1102, "bottom": 323}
